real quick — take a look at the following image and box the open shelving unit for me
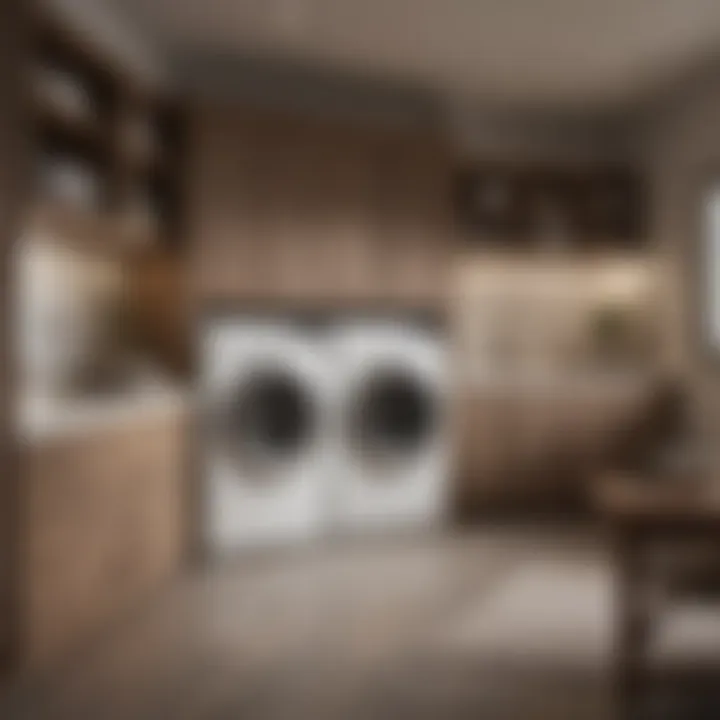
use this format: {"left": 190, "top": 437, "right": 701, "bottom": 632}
{"left": 455, "top": 162, "right": 646, "bottom": 253}
{"left": 29, "top": 4, "right": 187, "bottom": 254}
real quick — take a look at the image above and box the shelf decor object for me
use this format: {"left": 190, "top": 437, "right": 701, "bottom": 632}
{"left": 30, "top": 4, "right": 187, "bottom": 254}
{"left": 456, "top": 162, "right": 644, "bottom": 252}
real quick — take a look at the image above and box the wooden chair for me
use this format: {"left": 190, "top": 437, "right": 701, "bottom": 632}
{"left": 595, "top": 377, "right": 720, "bottom": 716}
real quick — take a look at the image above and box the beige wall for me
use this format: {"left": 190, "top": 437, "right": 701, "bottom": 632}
{"left": 446, "top": 100, "right": 630, "bottom": 164}
{"left": 635, "top": 64, "right": 720, "bottom": 440}
{"left": 175, "top": 51, "right": 630, "bottom": 164}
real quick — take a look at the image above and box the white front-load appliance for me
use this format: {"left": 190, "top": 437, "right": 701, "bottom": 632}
{"left": 201, "top": 318, "right": 334, "bottom": 553}
{"left": 331, "top": 320, "right": 449, "bottom": 533}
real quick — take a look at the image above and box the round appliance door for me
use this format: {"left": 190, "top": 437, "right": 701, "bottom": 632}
{"left": 214, "top": 366, "right": 320, "bottom": 482}
{"left": 346, "top": 364, "right": 440, "bottom": 473}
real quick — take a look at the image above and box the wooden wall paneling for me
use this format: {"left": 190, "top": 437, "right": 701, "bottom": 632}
{"left": 321, "top": 126, "right": 378, "bottom": 302}
{"left": 377, "top": 134, "right": 452, "bottom": 306}
{"left": 231, "top": 115, "right": 271, "bottom": 299}
{"left": 300, "top": 129, "right": 339, "bottom": 301}
{"left": 265, "top": 118, "right": 321, "bottom": 300}
{"left": 256, "top": 119, "right": 378, "bottom": 304}
{"left": 266, "top": 125, "right": 300, "bottom": 299}
{"left": 190, "top": 108, "right": 262, "bottom": 299}
{"left": 346, "top": 128, "right": 384, "bottom": 302}
{"left": 305, "top": 127, "right": 350, "bottom": 302}
{"left": 247, "top": 112, "right": 331, "bottom": 301}
{"left": 190, "top": 104, "right": 453, "bottom": 307}
{"left": 259, "top": 116, "right": 382, "bottom": 304}
{"left": 243, "top": 117, "right": 283, "bottom": 299}
{"left": 397, "top": 151, "right": 432, "bottom": 304}
{"left": 413, "top": 148, "right": 453, "bottom": 305}
{"left": 190, "top": 106, "right": 257, "bottom": 299}
{"left": 376, "top": 136, "right": 414, "bottom": 303}
{"left": 250, "top": 114, "right": 283, "bottom": 297}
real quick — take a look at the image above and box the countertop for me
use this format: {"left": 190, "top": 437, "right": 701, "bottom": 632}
{"left": 18, "top": 370, "right": 188, "bottom": 444}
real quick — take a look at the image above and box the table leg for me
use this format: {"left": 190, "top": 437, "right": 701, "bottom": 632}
{"left": 614, "top": 526, "right": 651, "bottom": 719}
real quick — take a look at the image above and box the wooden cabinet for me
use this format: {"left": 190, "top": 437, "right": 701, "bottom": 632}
{"left": 18, "top": 409, "right": 187, "bottom": 668}
{"left": 189, "top": 105, "right": 452, "bottom": 306}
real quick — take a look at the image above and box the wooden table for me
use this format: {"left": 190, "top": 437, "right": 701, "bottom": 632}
{"left": 595, "top": 475, "right": 720, "bottom": 717}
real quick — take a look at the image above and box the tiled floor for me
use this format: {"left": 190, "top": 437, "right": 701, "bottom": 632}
{"left": 2, "top": 526, "right": 720, "bottom": 719}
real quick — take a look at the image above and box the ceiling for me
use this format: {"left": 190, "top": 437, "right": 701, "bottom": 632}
{"left": 110, "top": 0, "right": 720, "bottom": 112}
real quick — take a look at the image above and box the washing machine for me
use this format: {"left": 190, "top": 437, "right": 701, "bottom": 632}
{"left": 201, "top": 318, "right": 334, "bottom": 553}
{"left": 332, "top": 319, "right": 450, "bottom": 533}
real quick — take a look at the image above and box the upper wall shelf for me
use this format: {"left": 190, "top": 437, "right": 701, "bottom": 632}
{"left": 455, "top": 163, "right": 646, "bottom": 253}
{"left": 29, "top": 4, "right": 187, "bottom": 254}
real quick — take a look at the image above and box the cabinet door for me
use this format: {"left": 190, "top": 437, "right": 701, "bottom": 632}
{"left": 122, "top": 416, "right": 185, "bottom": 584}
{"left": 23, "top": 412, "right": 185, "bottom": 666}
{"left": 25, "top": 433, "right": 129, "bottom": 665}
